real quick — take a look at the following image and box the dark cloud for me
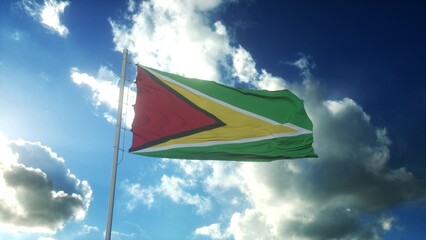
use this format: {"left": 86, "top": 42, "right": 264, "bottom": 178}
{"left": 0, "top": 138, "right": 92, "bottom": 233}
{"left": 281, "top": 207, "right": 367, "bottom": 240}
{"left": 9, "top": 141, "right": 81, "bottom": 195}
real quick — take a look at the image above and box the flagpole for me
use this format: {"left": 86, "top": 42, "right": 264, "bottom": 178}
{"left": 105, "top": 48, "right": 128, "bottom": 240}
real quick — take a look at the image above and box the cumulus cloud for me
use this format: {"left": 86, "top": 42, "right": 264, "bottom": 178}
{"left": 109, "top": 0, "right": 232, "bottom": 81}
{"left": 18, "top": 0, "right": 70, "bottom": 37}
{"left": 0, "top": 134, "right": 92, "bottom": 234}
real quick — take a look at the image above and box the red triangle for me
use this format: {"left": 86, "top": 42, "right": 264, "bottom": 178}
{"left": 130, "top": 67, "right": 223, "bottom": 151}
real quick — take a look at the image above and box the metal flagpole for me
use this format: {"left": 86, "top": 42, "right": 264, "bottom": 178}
{"left": 105, "top": 48, "right": 128, "bottom": 240}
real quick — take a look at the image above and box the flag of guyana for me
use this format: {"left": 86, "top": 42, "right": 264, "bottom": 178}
{"left": 129, "top": 65, "right": 316, "bottom": 161}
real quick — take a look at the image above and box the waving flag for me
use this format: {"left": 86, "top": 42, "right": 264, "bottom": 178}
{"left": 129, "top": 65, "right": 316, "bottom": 161}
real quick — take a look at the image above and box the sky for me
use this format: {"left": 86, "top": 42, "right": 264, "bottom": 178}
{"left": 1, "top": 0, "right": 426, "bottom": 239}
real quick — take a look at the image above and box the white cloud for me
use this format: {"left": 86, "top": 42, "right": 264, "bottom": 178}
{"left": 127, "top": 0, "right": 136, "bottom": 12}
{"left": 79, "top": 224, "right": 100, "bottom": 235}
{"left": 111, "top": 230, "right": 136, "bottom": 239}
{"left": 203, "top": 161, "right": 242, "bottom": 200}
{"left": 19, "top": 0, "right": 70, "bottom": 37}
{"left": 123, "top": 174, "right": 212, "bottom": 215}
{"left": 256, "top": 69, "right": 288, "bottom": 91}
{"left": 70, "top": 66, "right": 136, "bottom": 128}
{"left": 227, "top": 209, "right": 274, "bottom": 240}
{"left": 292, "top": 55, "right": 312, "bottom": 70}
{"left": 70, "top": 66, "right": 119, "bottom": 107}
{"left": 231, "top": 46, "right": 258, "bottom": 83}
{"left": 194, "top": 223, "right": 226, "bottom": 240}
{"left": 122, "top": 181, "right": 155, "bottom": 210}
{"left": 0, "top": 134, "right": 92, "bottom": 234}
{"left": 159, "top": 175, "right": 212, "bottom": 214}
{"left": 109, "top": 0, "right": 232, "bottom": 81}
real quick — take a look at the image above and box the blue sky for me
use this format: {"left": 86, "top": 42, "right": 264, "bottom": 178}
{"left": 1, "top": 0, "right": 425, "bottom": 239}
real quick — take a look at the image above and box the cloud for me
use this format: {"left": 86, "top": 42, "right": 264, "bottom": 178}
{"left": 18, "top": 0, "right": 70, "bottom": 37}
{"left": 289, "top": 53, "right": 316, "bottom": 71}
{"left": 194, "top": 223, "right": 226, "bottom": 240}
{"left": 70, "top": 66, "right": 136, "bottom": 128}
{"left": 122, "top": 159, "right": 243, "bottom": 218}
{"left": 122, "top": 181, "right": 155, "bottom": 210}
{"left": 123, "top": 173, "right": 212, "bottom": 215}
{"left": 109, "top": 0, "right": 232, "bottom": 81}
{"left": 0, "top": 134, "right": 92, "bottom": 234}
{"left": 127, "top": 0, "right": 136, "bottom": 12}
{"left": 231, "top": 46, "right": 258, "bottom": 83}
{"left": 11, "top": 31, "right": 23, "bottom": 41}
{"left": 158, "top": 175, "right": 212, "bottom": 214}
{"left": 230, "top": 45, "right": 289, "bottom": 90}
{"left": 79, "top": 224, "right": 100, "bottom": 235}
{"left": 111, "top": 230, "right": 136, "bottom": 239}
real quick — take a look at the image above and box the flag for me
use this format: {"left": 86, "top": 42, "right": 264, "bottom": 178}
{"left": 129, "top": 65, "right": 316, "bottom": 161}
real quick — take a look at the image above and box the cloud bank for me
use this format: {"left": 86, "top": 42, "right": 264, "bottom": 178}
{"left": 0, "top": 135, "right": 92, "bottom": 234}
